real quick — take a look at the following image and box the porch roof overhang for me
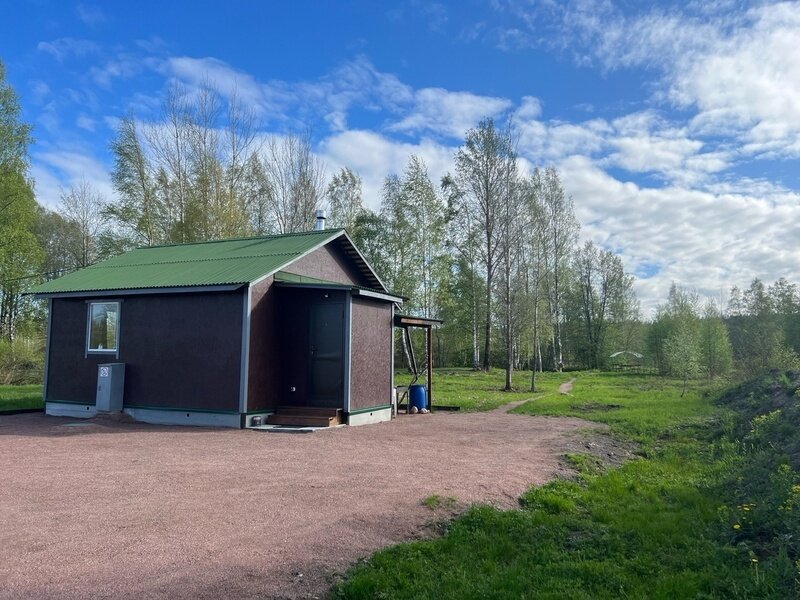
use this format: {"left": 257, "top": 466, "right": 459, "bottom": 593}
{"left": 393, "top": 314, "right": 443, "bottom": 329}
{"left": 273, "top": 271, "right": 404, "bottom": 304}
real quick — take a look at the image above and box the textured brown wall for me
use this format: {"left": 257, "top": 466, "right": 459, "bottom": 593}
{"left": 246, "top": 276, "right": 281, "bottom": 411}
{"left": 247, "top": 278, "right": 347, "bottom": 410}
{"left": 247, "top": 242, "right": 365, "bottom": 411}
{"left": 288, "top": 243, "right": 371, "bottom": 286}
{"left": 47, "top": 291, "right": 244, "bottom": 411}
{"left": 349, "top": 298, "right": 392, "bottom": 410}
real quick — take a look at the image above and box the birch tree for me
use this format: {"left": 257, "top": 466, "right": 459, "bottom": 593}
{"left": 402, "top": 156, "right": 447, "bottom": 319}
{"left": 0, "top": 60, "right": 39, "bottom": 341}
{"left": 109, "top": 81, "right": 261, "bottom": 245}
{"left": 699, "top": 300, "right": 733, "bottom": 380}
{"left": 108, "top": 115, "right": 160, "bottom": 246}
{"left": 59, "top": 181, "right": 107, "bottom": 268}
{"left": 442, "top": 174, "right": 482, "bottom": 369}
{"left": 261, "top": 131, "right": 327, "bottom": 234}
{"left": 518, "top": 175, "right": 548, "bottom": 390}
{"left": 574, "top": 241, "right": 632, "bottom": 369}
{"left": 496, "top": 142, "right": 521, "bottom": 390}
{"left": 327, "top": 167, "right": 364, "bottom": 232}
{"left": 539, "top": 167, "right": 578, "bottom": 371}
{"left": 454, "top": 118, "right": 517, "bottom": 371}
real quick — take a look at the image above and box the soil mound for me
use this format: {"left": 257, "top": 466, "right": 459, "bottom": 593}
{"left": 717, "top": 370, "right": 800, "bottom": 468}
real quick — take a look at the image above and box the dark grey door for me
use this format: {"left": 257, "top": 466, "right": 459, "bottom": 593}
{"left": 308, "top": 302, "right": 344, "bottom": 407}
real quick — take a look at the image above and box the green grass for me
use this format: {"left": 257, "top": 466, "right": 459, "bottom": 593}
{"left": 512, "top": 370, "right": 721, "bottom": 442}
{"left": 396, "top": 367, "right": 572, "bottom": 411}
{"left": 0, "top": 384, "right": 43, "bottom": 411}
{"left": 334, "top": 369, "right": 798, "bottom": 599}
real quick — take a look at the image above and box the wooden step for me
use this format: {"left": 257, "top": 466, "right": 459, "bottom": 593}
{"left": 275, "top": 406, "right": 342, "bottom": 418}
{"left": 266, "top": 413, "right": 341, "bottom": 427}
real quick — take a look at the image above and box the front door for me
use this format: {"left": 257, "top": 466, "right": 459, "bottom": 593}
{"left": 308, "top": 302, "right": 344, "bottom": 407}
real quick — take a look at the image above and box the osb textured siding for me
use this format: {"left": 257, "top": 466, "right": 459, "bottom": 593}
{"left": 47, "top": 291, "right": 244, "bottom": 411}
{"left": 288, "top": 244, "right": 370, "bottom": 287}
{"left": 350, "top": 298, "right": 392, "bottom": 410}
{"left": 246, "top": 275, "right": 281, "bottom": 411}
{"left": 247, "top": 242, "right": 364, "bottom": 411}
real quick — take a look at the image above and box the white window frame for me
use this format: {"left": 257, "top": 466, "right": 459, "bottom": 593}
{"left": 86, "top": 301, "right": 121, "bottom": 357}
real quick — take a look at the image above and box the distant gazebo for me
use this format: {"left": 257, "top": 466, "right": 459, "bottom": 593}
{"left": 609, "top": 351, "right": 644, "bottom": 371}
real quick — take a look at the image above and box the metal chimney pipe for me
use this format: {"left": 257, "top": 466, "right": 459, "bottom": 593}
{"left": 315, "top": 209, "right": 326, "bottom": 231}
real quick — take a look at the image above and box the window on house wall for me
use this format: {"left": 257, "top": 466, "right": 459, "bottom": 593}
{"left": 87, "top": 302, "right": 120, "bottom": 353}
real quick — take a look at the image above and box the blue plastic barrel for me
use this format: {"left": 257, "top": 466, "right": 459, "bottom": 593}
{"left": 409, "top": 384, "right": 427, "bottom": 411}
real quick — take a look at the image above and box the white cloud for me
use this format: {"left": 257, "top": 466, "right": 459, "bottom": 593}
{"left": 513, "top": 1, "right": 800, "bottom": 159}
{"left": 76, "top": 4, "right": 106, "bottom": 26}
{"left": 607, "top": 133, "right": 703, "bottom": 178}
{"left": 319, "top": 130, "right": 454, "bottom": 210}
{"left": 161, "top": 55, "right": 414, "bottom": 131}
{"left": 558, "top": 154, "right": 800, "bottom": 316}
{"left": 672, "top": 3, "right": 800, "bottom": 157}
{"left": 390, "top": 88, "right": 512, "bottom": 138}
{"left": 89, "top": 54, "right": 146, "bottom": 89}
{"left": 37, "top": 37, "right": 99, "bottom": 62}
{"left": 29, "top": 80, "right": 50, "bottom": 104}
{"left": 32, "top": 150, "right": 115, "bottom": 208}
{"left": 76, "top": 114, "right": 96, "bottom": 132}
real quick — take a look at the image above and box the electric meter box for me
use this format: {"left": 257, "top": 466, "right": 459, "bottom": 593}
{"left": 96, "top": 363, "right": 125, "bottom": 412}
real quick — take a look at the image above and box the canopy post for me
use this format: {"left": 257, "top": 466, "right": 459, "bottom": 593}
{"left": 426, "top": 325, "right": 433, "bottom": 406}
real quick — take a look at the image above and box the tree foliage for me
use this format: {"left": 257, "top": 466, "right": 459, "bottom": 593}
{"left": 0, "top": 60, "right": 40, "bottom": 341}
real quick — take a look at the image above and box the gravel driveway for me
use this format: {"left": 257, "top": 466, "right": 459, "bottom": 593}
{"left": 0, "top": 408, "right": 596, "bottom": 599}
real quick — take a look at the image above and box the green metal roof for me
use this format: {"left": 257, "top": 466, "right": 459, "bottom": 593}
{"left": 31, "top": 230, "right": 346, "bottom": 295}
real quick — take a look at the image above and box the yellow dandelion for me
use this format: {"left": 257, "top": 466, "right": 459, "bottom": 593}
{"left": 733, "top": 524, "right": 741, "bottom": 530}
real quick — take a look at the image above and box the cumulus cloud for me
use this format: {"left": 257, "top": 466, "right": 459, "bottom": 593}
{"left": 557, "top": 154, "right": 800, "bottom": 315}
{"left": 32, "top": 150, "right": 115, "bottom": 208}
{"left": 497, "top": 1, "right": 800, "bottom": 159}
{"left": 319, "top": 129, "right": 454, "bottom": 209}
{"left": 389, "top": 88, "right": 512, "bottom": 138}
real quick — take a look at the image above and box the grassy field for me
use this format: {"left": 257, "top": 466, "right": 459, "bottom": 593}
{"left": 0, "top": 385, "right": 43, "bottom": 411}
{"left": 334, "top": 369, "right": 800, "bottom": 599}
{"left": 396, "top": 368, "right": 572, "bottom": 411}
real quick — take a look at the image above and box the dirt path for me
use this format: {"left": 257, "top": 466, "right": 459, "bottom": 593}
{"left": 0, "top": 411, "right": 600, "bottom": 600}
{"left": 559, "top": 377, "right": 577, "bottom": 394}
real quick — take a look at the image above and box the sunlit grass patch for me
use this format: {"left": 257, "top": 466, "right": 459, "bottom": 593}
{"left": 0, "top": 384, "right": 43, "bottom": 411}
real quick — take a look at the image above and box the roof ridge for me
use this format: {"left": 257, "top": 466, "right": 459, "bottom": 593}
{"left": 139, "top": 228, "right": 344, "bottom": 250}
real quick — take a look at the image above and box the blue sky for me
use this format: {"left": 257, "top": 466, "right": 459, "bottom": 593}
{"left": 2, "top": 0, "right": 800, "bottom": 313}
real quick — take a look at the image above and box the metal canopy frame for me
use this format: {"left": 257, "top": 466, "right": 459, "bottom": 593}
{"left": 393, "top": 314, "right": 443, "bottom": 408}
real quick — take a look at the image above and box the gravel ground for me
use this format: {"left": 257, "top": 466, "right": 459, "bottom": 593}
{"left": 0, "top": 407, "right": 599, "bottom": 599}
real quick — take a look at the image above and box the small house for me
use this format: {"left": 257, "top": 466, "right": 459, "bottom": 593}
{"left": 30, "top": 222, "right": 402, "bottom": 428}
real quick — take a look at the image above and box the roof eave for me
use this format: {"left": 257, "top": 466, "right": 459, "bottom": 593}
{"left": 337, "top": 230, "right": 390, "bottom": 293}
{"left": 32, "top": 283, "right": 246, "bottom": 299}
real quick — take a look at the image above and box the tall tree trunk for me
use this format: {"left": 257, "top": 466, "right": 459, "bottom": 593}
{"left": 531, "top": 301, "right": 539, "bottom": 391}
{"left": 471, "top": 269, "right": 480, "bottom": 370}
{"left": 504, "top": 274, "right": 512, "bottom": 390}
{"left": 483, "top": 268, "right": 492, "bottom": 371}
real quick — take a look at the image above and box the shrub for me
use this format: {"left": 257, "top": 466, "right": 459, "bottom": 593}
{"left": 0, "top": 336, "right": 44, "bottom": 384}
